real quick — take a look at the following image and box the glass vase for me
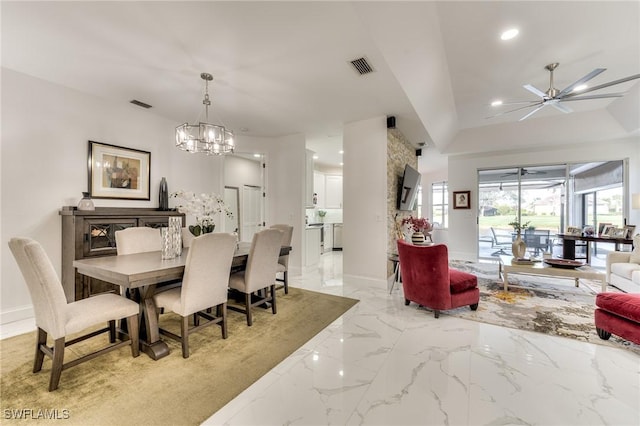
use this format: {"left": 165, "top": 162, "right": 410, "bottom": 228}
{"left": 77, "top": 192, "right": 95, "bottom": 211}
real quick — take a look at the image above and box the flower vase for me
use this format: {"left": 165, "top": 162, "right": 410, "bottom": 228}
{"left": 159, "top": 177, "right": 169, "bottom": 211}
{"left": 411, "top": 231, "right": 425, "bottom": 244}
{"left": 512, "top": 231, "right": 527, "bottom": 258}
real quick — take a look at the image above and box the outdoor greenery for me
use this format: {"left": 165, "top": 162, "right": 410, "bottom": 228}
{"left": 479, "top": 214, "right": 624, "bottom": 233}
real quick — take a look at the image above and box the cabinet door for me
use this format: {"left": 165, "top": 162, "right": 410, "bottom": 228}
{"left": 325, "top": 175, "right": 343, "bottom": 208}
{"left": 313, "top": 171, "right": 325, "bottom": 207}
{"left": 83, "top": 218, "right": 137, "bottom": 257}
{"left": 139, "top": 217, "right": 171, "bottom": 228}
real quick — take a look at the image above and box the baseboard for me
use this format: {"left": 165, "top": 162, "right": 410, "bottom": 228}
{"left": 1, "top": 304, "right": 34, "bottom": 325}
{"left": 342, "top": 274, "right": 386, "bottom": 289}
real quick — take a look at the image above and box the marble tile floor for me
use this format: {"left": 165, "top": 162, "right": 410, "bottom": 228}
{"left": 205, "top": 251, "right": 639, "bottom": 426}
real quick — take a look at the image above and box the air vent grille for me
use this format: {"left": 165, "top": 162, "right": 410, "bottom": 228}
{"left": 350, "top": 57, "right": 374, "bottom": 75}
{"left": 130, "top": 99, "right": 152, "bottom": 109}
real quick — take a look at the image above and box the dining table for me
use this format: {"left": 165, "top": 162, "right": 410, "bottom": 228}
{"left": 73, "top": 242, "right": 291, "bottom": 360}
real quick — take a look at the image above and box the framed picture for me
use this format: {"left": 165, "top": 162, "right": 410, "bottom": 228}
{"left": 598, "top": 222, "right": 611, "bottom": 236}
{"left": 612, "top": 227, "right": 626, "bottom": 239}
{"left": 453, "top": 191, "right": 471, "bottom": 209}
{"left": 565, "top": 226, "right": 582, "bottom": 236}
{"left": 88, "top": 141, "right": 150, "bottom": 200}
{"left": 623, "top": 225, "right": 636, "bottom": 240}
{"left": 601, "top": 225, "right": 615, "bottom": 238}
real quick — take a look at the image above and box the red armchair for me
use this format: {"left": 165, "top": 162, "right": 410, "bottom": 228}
{"left": 397, "top": 240, "right": 479, "bottom": 318}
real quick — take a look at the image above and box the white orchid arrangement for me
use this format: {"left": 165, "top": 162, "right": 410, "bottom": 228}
{"left": 171, "top": 190, "right": 232, "bottom": 236}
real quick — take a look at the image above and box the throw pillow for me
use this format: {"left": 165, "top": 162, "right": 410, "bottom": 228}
{"left": 630, "top": 235, "right": 640, "bottom": 264}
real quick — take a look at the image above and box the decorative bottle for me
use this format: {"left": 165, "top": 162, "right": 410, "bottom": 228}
{"left": 512, "top": 229, "right": 527, "bottom": 258}
{"left": 77, "top": 192, "right": 95, "bottom": 211}
{"left": 159, "top": 177, "right": 169, "bottom": 211}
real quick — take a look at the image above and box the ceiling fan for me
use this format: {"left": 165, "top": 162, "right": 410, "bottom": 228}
{"left": 490, "top": 62, "right": 640, "bottom": 121}
{"left": 501, "top": 168, "right": 546, "bottom": 177}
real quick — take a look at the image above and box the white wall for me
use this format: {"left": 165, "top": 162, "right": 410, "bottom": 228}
{"left": 1, "top": 69, "right": 306, "bottom": 324}
{"left": 343, "top": 116, "right": 388, "bottom": 285}
{"left": 446, "top": 138, "right": 640, "bottom": 261}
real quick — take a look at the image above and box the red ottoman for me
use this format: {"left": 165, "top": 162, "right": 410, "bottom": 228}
{"left": 595, "top": 292, "right": 640, "bottom": 345}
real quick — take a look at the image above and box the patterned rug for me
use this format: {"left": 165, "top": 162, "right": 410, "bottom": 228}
{"left": 442, "top": 261, "right": 640, "bottom": 355}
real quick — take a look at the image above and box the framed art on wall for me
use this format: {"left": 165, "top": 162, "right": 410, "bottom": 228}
{"left": 453, "top": 191, "right": 471, "bottom": 209}
{"left": 88, "top": 141, "right": 151, "bottom": 200}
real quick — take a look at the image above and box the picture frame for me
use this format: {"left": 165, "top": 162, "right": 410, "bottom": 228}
{"left": 565, "top": 226, "right": 582, "bottom": 236}
{"left": 623, "top": 225, "right": 636, "bottom": 240}
{"left": 598, "top": 222, "right": 611, "bottom": 236}
{"left": 453, "top": 191, "right": 471, "bottom": 209}
{"left": 600, "top": 225, "right": 615, "bottom": 238}
{"left": 612, "top": 227, "right": 627, "bottom": 239}
{"left": 88, "top": 141, "right": 151, "bottom": 200}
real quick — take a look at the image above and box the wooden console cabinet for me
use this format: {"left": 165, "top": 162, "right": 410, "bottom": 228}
{"left": 60, "top": 207, "right": 185, "bottom": 301}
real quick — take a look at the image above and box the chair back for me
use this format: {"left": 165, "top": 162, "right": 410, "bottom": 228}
{"left": 244, "top": 229, "right": 283, "bottom": 293}
{"left": 270, "top": 224, "right": 293, "bottom": 268}
{"left": 180, "top": 233, "right": 236, "bottom": 315}
{"left": 115, "top": 227, "right": 161, "bottom": 255}
{"left": 8, "top": 237, "right": 67, "bottom": 338}
{"left": 181, "top": 227, "right": 195, "bottom": 248}
{"left": 397, "top": 240, "right": 451, "bottom": 307}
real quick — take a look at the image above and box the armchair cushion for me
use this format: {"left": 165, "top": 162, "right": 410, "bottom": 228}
{"left": 629, "top": 235, "right": 640, "bottom": 264}
{"left": 596, "top": 293, "right": 640, "bottom": 323}
{"left": 449, "top": 269, "right": 478, "bottom": 294}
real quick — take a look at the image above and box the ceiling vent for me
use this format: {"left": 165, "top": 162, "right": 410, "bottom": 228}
{"left": 349, "top": 57, "right": 374, "bottom": 75}
{"left": 130, "top": 99, "right": 152, "bottom": 109}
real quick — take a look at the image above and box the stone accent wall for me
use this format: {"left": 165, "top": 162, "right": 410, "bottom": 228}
{"left": 387, "top": 129, "right": 417, "bottom": 276}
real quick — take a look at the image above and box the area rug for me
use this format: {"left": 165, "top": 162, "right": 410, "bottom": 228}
{"left": 0, "top": 288, "right": 358, "bottom": 425}
{"left": 442, "top": 261, "right": 640, "bottom": 355}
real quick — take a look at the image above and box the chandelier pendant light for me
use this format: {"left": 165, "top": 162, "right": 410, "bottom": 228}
{"left": 176, "top": 72, "right": 235, "bottom": 155}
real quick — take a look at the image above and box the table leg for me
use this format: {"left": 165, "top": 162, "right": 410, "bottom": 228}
{"left": 503, "top": 270, "right": 509, "bottom": 291}
{"left": 601, "top": 278, "right": 607, "bottom": 293}
{"left": 139, "top": 284, "right": 170, "bottom": 360}
{"left": 575, "top": 278, "right": 579, "bottom": 287}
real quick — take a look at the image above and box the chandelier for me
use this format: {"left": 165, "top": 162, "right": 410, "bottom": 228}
{"left": 175, "top": 73, "right": 234, "bottom": 155}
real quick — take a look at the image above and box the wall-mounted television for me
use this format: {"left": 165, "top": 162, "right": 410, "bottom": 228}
{"left": 397, "top": 164, "right": 421, "bottom": 211}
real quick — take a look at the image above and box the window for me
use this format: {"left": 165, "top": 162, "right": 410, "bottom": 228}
{"left": 431, "top": 181, "right": 448, "bottom": 228}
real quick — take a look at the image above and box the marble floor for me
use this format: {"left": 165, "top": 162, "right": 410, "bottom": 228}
{"left": 205, "top": 251, "right": 639, "bottom": 426}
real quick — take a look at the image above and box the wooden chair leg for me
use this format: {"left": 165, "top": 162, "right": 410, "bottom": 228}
{"left": 221, "top": 303, "right": 228, "bottom": 339}
{"left": 271, "top": 285, "right": 277, "bottom": 315}
{"left": 126, "top": 315, "right": 140, "bottom": 358}
{"left": 109, "top": 320, "right": 116, "bottom": 343}
{"left": 49, "top": 338, "right": 65, "bottom": 392}
{"left": 181, "top": 316, "right": 190, "bottom": 358}
{"left": 245, "top": 293, "right": 253, "bottom": 326}
{"left": 283, "top": 271, "right": 289, "bottom": 294}
{"left": 33, "top": 328, "right": 47, "bottom": 373}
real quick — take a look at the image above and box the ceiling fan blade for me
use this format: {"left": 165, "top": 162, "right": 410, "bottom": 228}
{"left": 523, "top": 84, "right": 547, "bottom": 98}
{"left": 557, "top": 68, "right": 606, "bottom": 98}
{"left": 560, "top": 74, "right": 640, "bottom": 99}
{"left": 550, "top": 102, "right": 572, "bottom": 113}
{"left": 560, "top": 92, "right": 626, "bottom": 101}
{"left": 486, "top": 102, "right": 543, "bottom": 119}
{"left": 519, "top": 104, "right": 546, "bottom": 121}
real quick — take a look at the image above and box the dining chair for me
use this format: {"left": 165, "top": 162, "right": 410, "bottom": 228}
{"left": 152, "top": 233, "right": 236, "bottom": 358}
{"left": 115, "top": 226, "right": 162, "bottom": 255}
{"left": 228, "top": 228, "right": 282, "bottom": 326}
{"left": 270, "top": 224, "right": 293, "bottom": 294}
{"left": 8, "top": 237, "right": 140, "bottom": 391}
{"left": 181, "top": 227, "right": 195, "bottom": 248}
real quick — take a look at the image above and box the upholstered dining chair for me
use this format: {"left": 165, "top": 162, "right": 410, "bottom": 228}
{"left": 270, "top": 224, "right": 293, "bottom": 294}
{"left": 115, "top": 226, "right": 162, "bottom": 255}
{"left": 8, "top": 237, "right": 140, "bottom": 391}
{"left": 397, "top": 240, "right": 479, "bottom": 318}
{"left": 228, "top": 228, "right": 282, "bottom": 326}
{"left": 152, "top": 233, "right": 236, "bottom": 358}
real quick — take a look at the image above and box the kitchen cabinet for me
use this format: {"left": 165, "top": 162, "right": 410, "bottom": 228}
{"left": 305, "top": 150, "right": 315, "bottom": 208}
{"left": 325, "top": 175, "right": 343, "bottom": 208}
{"left": 313, "top": 171, "right": 325, "bottom": 207}
{"left": 60, "top": 206, "right": 184, "bottom": 301}
{"left": 305, "top": 226, "right": 321, "bottom": 266}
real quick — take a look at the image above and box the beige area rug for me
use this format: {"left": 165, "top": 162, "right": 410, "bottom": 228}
{"left": 0, "top": 288, "right": 358, "bottom": 425}
{"left": 443, "top": 261, "right": 640, "bottom": 355}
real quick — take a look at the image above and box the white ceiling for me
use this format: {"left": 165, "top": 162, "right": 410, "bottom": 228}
{"left": 3, "top": 1, "right": 639, "bottom": 169}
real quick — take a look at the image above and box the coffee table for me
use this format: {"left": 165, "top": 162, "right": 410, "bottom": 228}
{"left": 498, "top": 255, "right": 607, "bottom": 293}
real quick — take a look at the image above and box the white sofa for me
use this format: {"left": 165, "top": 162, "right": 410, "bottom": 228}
{"left": 606, "top": 235, "right": 640, "bottom": 293}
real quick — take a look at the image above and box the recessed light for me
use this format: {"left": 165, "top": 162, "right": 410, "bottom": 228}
{"left": 500, "top": 28, "right": 519, "bottom": 41}
{"left": 573, "top": 84, "right": 588, "bottom": 92}
{"left": 339, "top": 162, "right": 344, "bottom": 166}
{"left": 339, "top": 150, "right": 344, "bottom": 154}
{"left": 253, "top": 153, "right": 261, "bottom": 158}
{"left": 491, "top": 100, "right": 503, "bottom": 107}
{"left": 313, "top": 155, "right": 319, "bottom": 160}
